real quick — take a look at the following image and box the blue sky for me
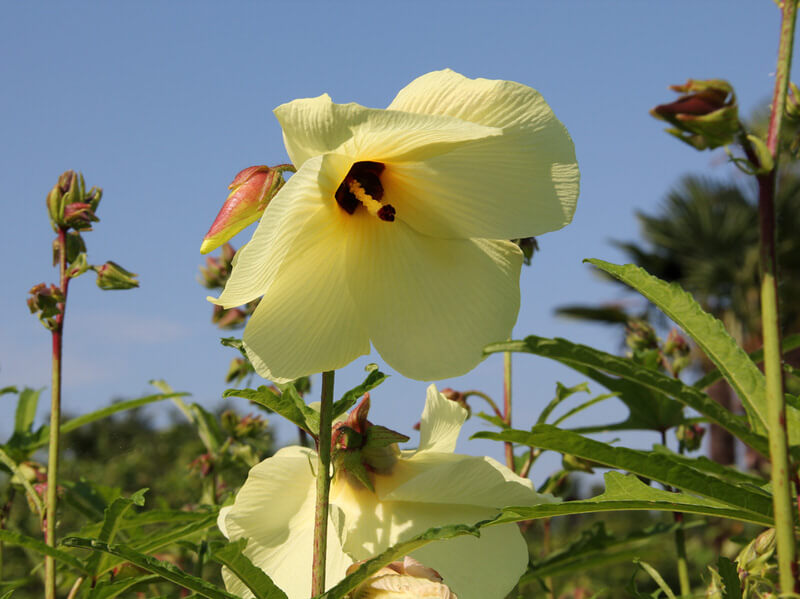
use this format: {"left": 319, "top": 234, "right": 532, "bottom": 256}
{"left": 0, "top": 2, "right": 791, "bottom": 481}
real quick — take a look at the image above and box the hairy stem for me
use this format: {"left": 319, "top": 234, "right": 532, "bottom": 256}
{"left": 757, "top": 0, "right": 799, "bottom": 592}
{"left": 311, "top": 370, "right": 335, "bottom": 596}
{"left": 503, "top": 350, "right": 514, "bottom": 471}
{"left": 45, "top": 226, "right": 70, "bottom": 599}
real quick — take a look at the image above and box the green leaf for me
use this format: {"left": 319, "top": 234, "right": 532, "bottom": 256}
{"left": 88, "top": 575, "right": 160, "bottom": 599}
{"left": 586, "top": 259, "right": 769, "bottom": 433}
{"left": 717, "top": 556, "right": 742, "bottom": 599}
{"left": 522, "top": 520, "right": 703, "bottom": 582}
{"left": 189, "top": 403, "right": 226, "bottom": 453}
{"left": 474, "top": 425, "right": 773, "bottom": 518}
{"left": 332, "top": 365, "right": 388, "bottom": 420}
{"left": 13, "top": 387, "right": 41, "bottom": 434}
{"left": 634, "top": 560, "right": 676, "bottom": 599}
{"left": 61, "top": 391, "right": 188, "bottom": 437}
{"left": 552, "top": 393, "right": 617, "bottom": 427}
{"left": 225, "top": 385, "right": 317, "bottom": 435}
{"left": 62, "top": 537, "right": 238, "bottom": 599}
{"left": 650, "top": 445, "right": 766, "bottom": 486}
{"left": 86, "top": 488, "right": 148, "bottom": 575}
{"left": 208, "top": 539, "right": 287, "bottom": 599}
{"left": 498, "top": 471, "right": 774, "bottom": 526}
{"left": 537, "top": 382, "right": 591, "bottom": 425}
{"left": 693, "top": 333, "right": 800, "bottom": 390}
{"left": 485, "top": 336, "right": 768, "bottom": 454}
{"left": 0, "top": 529, "right": 88, "bottom": 573}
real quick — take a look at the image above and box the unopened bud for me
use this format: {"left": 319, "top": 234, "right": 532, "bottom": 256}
{"left": 663, "top": 329, "right": 690, "bottom": 357}
{"left": 66, "top": 253, "right": 90, "bottom": 279}
{"left": 625, "top": 319, "right": 659, "bottom": 353}
{"left": 189, "top": 453, "right": 214, "bottom": 477}
{"left": 200, "top": 165, "right": 291, "bottom": 255}
{"left": 27, "top": 283, "right": 64, "bottom": 329}
{"left": 225, "top": 357, "right": 253, "bottom": 385}
{"left": 198, "top": 245, "right": 236, "bottom": 289}
{"left": 675, "top": 424, "right": 705, "bottom": 451}
{"left": 651, "top": 79, "right": 739, "bottom": 150}
{"left": 349, "top": 556, "right": 457, "bottom": 599}
{"left": 46, "top": 171, "right": 102, "bottom": 231}
{"left": 94, "top": 261, "right": 139, "bottom": 290}
{"left": 212, "top": 305, "right": 248, "bottom": 329}
{"left": 439, "top": 388, "right": 471, "bottom": 416}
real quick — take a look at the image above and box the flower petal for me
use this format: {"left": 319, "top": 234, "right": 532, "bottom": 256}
{"left": 417, "top": 384, "right": 467, "bottom": 454}
{"left": 241, "top": 200, "right": 371, "bottom": 383}
{"left": 274, "top": 94, "right": 501, "bottom": 169}
{"left": 210, "top": 153, "right": 349, "bottom": 309}
{"left": 410, "top": 523, "right": 529, "bottom": 599}
{"left": 380, "top": 453, "right": 547, "bottom": 509}
{"left": 219, "top": 447, "right": 351, "bottom": 599}
{"left": 345, "top": 217, "right": 522, "bottom": 381}
{"left": 383, "top": 69, "right": 579, "bottom": 240}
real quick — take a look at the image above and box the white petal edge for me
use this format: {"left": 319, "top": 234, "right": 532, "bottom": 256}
{"left": 219, "top": 446, "right": 352, "bottom": 598}
{"left": 417, "top": 384, "right": 467, "bottom": 454}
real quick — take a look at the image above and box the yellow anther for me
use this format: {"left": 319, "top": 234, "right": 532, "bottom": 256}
{"left": 348, "top": 179, "right": 384, "bottom": 217}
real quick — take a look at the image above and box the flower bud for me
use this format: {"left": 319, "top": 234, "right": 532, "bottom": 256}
{"left": 212, "top": 305, "right": 248, "bottom": 329}
{"left": 200, "top": 165, "right": 291, "bottom": 255}
{"left": 225, "top": 357, "right": 254, "bottom": 385}
{"left": 27, "top": 283, "right": 64, "bottom": 329}
{"left": 675, "top": 424, "right": 705, "bottom": 451}
{"left": 512, "top": 236, "right": 539, "bottom": 266}
{"left": 333, "top": 395, "right": 409, "bottom": 489}
{"left": 189, "top": 453, "right": 214, "bottom": 477}
{"left": 198, "top": 245, "right": 236, "bottom": 289}
{"left": 46, "top": 171, "right": 102, "bottom": 231}
{"left": 94, "top": 261, "right": 139, "bottom": 290}
{"left": 625, "top": 319, "right": 659, "bottom": 353}
{"left": 348, "top": 556, "right": 457, "bottom": 599}
{"left": 651, "top": 79, "right": 739, "bottom": 150}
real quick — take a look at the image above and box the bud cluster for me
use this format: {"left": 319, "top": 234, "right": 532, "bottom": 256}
{"left": 221, "top": 410, "right": 267, "bottom": 439}
{"left": 625, "top": 320, "right": 692, "bottom": 378}
{"left": 332, "top": 395, "right": 409, "bottom": 491}
{"left": 675, "top": 423, "right": 705, "bottom": 452}
{"left": 46, "top": 170, "right": 102, "bottom": 232}
{"left": 27, "top": 283, "right": 65, "bottom": 330}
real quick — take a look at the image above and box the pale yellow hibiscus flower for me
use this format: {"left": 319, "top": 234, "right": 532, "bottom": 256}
{"left": 209, "top": 69, "right": 579, "bottom": 382}
{"left": 217, "top": 385, "right": 555, "bottom": 599}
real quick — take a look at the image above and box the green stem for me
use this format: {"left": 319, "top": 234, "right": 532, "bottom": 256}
{"left": 45, "top": 226, "right": 69, "bottom": 599}
{"left": 311, "top": 370, "right": 335, "bottom": 597}
{"left": 757, "top": 0, "right": 799, "bottom": 593}
{"left": 503, "top": 350, "right": 514, "bottom": 471}
{"left": 462, "top": 390, "right": 504, "bottom": 420}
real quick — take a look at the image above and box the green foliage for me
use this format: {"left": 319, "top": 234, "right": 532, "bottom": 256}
{"left": 208, "top": 539, "right": 287, "bottom": 599}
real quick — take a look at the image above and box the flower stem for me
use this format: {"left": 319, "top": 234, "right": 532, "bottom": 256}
{"left": 757, "top": 0, "right": 798, "bottom": 592}
{"left": 45, "top": 226, "right": 70, "bottom": 599}
{"left": 503, "top": 349, "right": 514, "bottom": 471}
{"left": 311, "top": 370, "right": 335, "bottom": 597}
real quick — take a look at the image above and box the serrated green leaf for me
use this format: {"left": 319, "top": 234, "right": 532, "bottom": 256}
{"left": 497, "top": 471, "right": 774, "bottom": 527}
{"left": 717, "top": 556, "right": 742, "bottom": 599}
{"left": 587, "top": 259, "right": 769, "bottom": 434}
{"left": 209, "top": 539, "right": 287, "bottom": 599}
{"left": 485, "top": 336, "right": 768, "bottom": 454}
{"left": 650, "top": 445, "right": 766, "bottom": 486}
{"left": 693, "top": 333, "right": 800, "bottom": 390}
{"left": 88, "top": 574, "right": 160, "bottom": 599}
{"left": 225, "top": 385, "right": 317, "bottom": 435}
{"left": 0, "top": 529, "right": 88, "bottom": 573}
{"left": 62, "top": 537, "right": 238, "bottom": 599}
{"left": 522, "top": 521, "right": 703, "bottom": 582}
{"left": 332, "top": 367, "right": 388, "bottom": 419}
{"left": 474, "top": 425, "right": 773, "bottom": 518}
{"left": 87, "top": 488, "right": 148, "bottom": 575}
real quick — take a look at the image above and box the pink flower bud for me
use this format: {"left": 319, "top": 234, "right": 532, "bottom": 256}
{"left": 200, "top": 165, "right": 290, "bottom": 255}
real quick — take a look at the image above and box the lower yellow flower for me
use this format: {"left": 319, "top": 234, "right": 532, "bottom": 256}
{"left": 218, "top": 385, "right": 556, "bottom": 599}
{"left": 349, "top": 557, "right": 456, "bottom": 598}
